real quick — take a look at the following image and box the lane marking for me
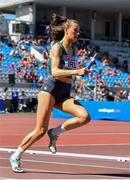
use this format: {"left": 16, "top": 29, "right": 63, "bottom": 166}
{"left": 0, "top": 148, "right": 130, "bottom": 162}
{"left": 0, "top": 177, "right": 17, "bottom": 180}
{"left": 0, "top": 143, "right": 130, "bottom": 146}
{"left": 56, "top": 143, "right": 130, "bottom": 147}
{"left": 0, "top": 166, "right": 121, "bottom": 179}
{"left": 1, "top": 157, "right": 130, "bottom": 171}
{"left": 64, "top": 132, "right": 130, "bottom": 135}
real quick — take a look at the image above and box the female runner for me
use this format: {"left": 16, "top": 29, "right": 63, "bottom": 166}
{"left": 10, "top": 13, "right": 91, "bottom": 173}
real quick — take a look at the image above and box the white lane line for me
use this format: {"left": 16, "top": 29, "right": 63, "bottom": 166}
{"left": 64, "top": 133, "right": 130, "bottom": 135}
{"left": 1, "top": 157, "right": 130, "bottom": 171}
{"left": 1, "top": 143, "right": 130, "bottom": 148}
{"left": 0, "top": 148, "right": 130, "bottom": 162}
{"left": 0, "top": 177, "right": 17, "bottom": 180}
{"left": 56, "top": 143, "right": 130, "bottom": 147}
{"left": 0, "top": 178, "right": 17, "bottom": 180}
{"left": 0, "top": 166, "right": 121, "bottom": 179}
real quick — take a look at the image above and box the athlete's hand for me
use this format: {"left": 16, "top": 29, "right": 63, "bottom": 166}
{"left": 77, "top": 68, "right": 85, "bottom": 76}
{"left": 85, "top": 67, "right": 91, "bottom": 74}
{"left": 77, "top": 67, "right": 91, "bottom": 76}
{"left": 78, "top": 67, "right": 91, "bottom": 76}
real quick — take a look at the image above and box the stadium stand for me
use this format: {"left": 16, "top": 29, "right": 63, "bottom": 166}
{"left": 0, "top": 34, "right": 130, "bottom": 114}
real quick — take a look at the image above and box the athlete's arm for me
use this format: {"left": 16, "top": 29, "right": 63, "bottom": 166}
{"left": 50, "top": 43, "right": 87, "bottom": 78}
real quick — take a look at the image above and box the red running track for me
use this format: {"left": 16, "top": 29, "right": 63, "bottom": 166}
{"left": 0, "top": 113, "right": 130, "bottom": 179}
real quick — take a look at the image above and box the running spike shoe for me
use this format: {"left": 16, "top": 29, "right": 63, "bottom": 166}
{"left": 10, "top": 156, "right": 24, "bottom": 173}
{"left": 47, "top": 128, "right": 58, "bottom": 154}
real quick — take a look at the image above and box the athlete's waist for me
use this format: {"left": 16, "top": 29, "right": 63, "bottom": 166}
{"left": 49, "top": 76, "right": 72, "bottom": 84}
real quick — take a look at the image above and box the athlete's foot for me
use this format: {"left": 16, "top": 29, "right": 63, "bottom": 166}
{"left": 47, "top": 128, "right": 58, "bottom": 154}
{"left": 10, "top": 155, "right": 24, "bottom": 173}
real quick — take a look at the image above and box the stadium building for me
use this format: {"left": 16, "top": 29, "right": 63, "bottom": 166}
{"left": 0, "top": 0, "right": 130, "bottom": 42}
{"left": 0, "top": 0, "right": 130, "bottom": 115}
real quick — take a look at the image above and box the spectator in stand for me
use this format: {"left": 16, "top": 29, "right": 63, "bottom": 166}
{"left": 121, "top": 60, "right": 128, "bottom": 72}
{"left": 2, "top": 87, "right": 9, "bottom": 113}
{"left": 0, "top": 52, "right": 4, "bottom": 66}
{"left": 29, "top": 70, "right": 38, "bottom": 83}
{"left": 97, "top": 51, "right": 104, "bottom": 60}
{"left": 128, "top": 92, "right": 130, "bottom": 101}
{"left": 43, "top": 51, "right": 49, "bottom": 63}
{"left": 105, "top": 67, "right": 112, "bottom": 75}
{"left": 77, "top": 79, "right": 86, "bottom": 99}
{"left": 97, "top": 69, "right": 102, "bottom": 80}
{"left": 111, "top": 68, "right": 119, "bottom": 76}
{"left": 21, "top": 47, "right": 27, "bottom": 55}
{"left": 0, "top": 52, "right": 3, "bottom": 59}
{"left": 19, "top": 58, "right": 25, "bottom": 67}
{"left": 95, "top": 79, "right": 107, "bottom": 101}
{"left": 122, "top": 90, "right": 129, "bottom": 100}
{"left": 103, "top": 57, "right": 109, "bottom": 66}
{"left": 114, "top": 90, "right": 124, "bottom": 101}
{"left": 127, "top": 75, "right": 130, "bottom": 85}
{"left": 22, "top": 67, "right": 28, "bottom": 81}
{"left": 45, "top": 24, "right": 50, "bottom": 36}
{"left": 77, "top": 48, "right": 86, "bottom": 56}
{"left": 38, "top": 74, "right": 45, "bottom": 84}
{"left": 16, "top": 66, "right": 21, "bottom": 77}
{"left": 18, "top": 90, "right": 27, "bottom": 112}
{"left": 111, "top": 57, "right": 120, "bottom": 69}
{"left": 114, "top": 80, "right": 122, "bottom": 87}
{"left": 10, "top": 47, "right": 21, "bottom": 58}
{"left": 10, "top": 62, "right": 15, "bottom": 74}
{"left": 11, "top": 88, "right": 19, "bottom": 112}
{"left": 39, "top": 62, "right": 47, "bottom": 69}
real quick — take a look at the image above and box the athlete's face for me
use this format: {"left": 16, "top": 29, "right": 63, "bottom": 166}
{"left": 65, "top": 22, "right": 80, "bottom": 42}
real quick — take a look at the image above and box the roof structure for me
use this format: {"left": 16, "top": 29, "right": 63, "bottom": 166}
{"left": 0, "top": 0, "right": 130, "bottom": 16}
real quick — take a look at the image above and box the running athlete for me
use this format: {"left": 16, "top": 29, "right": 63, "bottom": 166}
{"left": 10, "top": 13, "right": 91, "bottom": 173}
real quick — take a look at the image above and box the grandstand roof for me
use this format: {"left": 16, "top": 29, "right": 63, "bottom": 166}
{"left": 0, "top": 0, "right": 130, "bottom": 16}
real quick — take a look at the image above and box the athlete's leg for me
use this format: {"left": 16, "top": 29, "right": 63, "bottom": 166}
{"left": 19, "top": 91, "right": 55, "bottom": 151}
{"left": 48, "top": 98, "right": 90, "bottom": 153}
{"left": 10, "top": 91, "right": 55, "bottom": 172}
{"left": 60, "top": 98, "right": 90, "bottom": 130}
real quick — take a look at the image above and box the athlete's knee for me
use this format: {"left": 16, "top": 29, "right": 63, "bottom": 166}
{"left": 35, "top": 127, "right": 48, "bottom": 139}
{"left": 78, "top": 112, "right": 91, "bottom": 125}
{"left": 37, "top": 91, "right": 44, "bottom": 99}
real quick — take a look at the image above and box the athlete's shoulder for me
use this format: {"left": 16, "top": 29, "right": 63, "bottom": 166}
{"left": 50, "top": 42, "right": 62, "bottom": 55}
